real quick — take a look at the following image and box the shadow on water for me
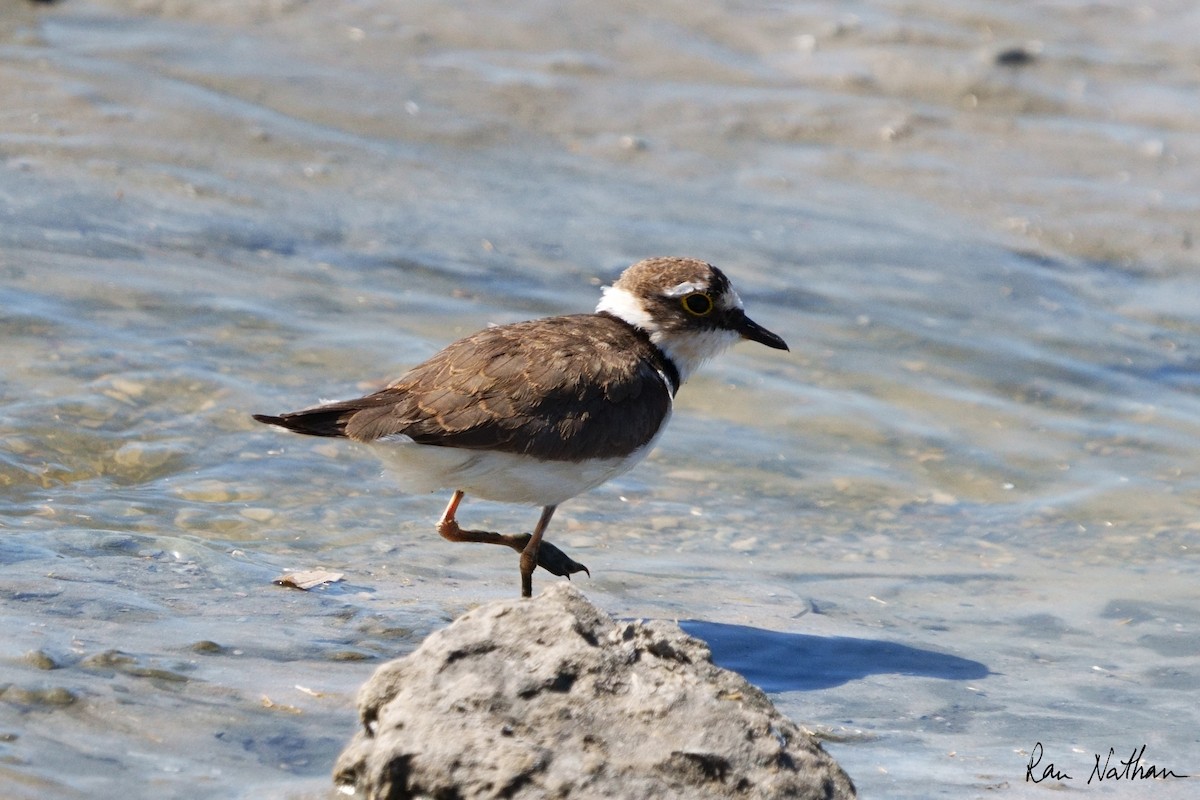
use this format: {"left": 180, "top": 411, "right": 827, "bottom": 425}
{"left": 679, "top": 620, "right": 990, "bottom": 692}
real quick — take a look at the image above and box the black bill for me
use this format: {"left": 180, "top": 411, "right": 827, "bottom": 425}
{"left": 736, "top": 313, "right": 789, "bottom": 351}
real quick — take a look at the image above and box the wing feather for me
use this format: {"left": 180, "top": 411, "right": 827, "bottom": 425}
{"left": 257, "top": 315, "right": 674, "bottom": 462}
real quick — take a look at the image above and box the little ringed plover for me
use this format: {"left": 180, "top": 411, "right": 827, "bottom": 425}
{"left": 253, "top": 256, "right": 788, "bottom": 597}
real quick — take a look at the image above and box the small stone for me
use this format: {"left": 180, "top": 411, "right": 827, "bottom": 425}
{"left": 1, "top": 685, "right": 78, "bottom": 707}
{"left": 993, "top": 41, "right": 1042, "bottom": 67}
{"left": 239, "top": 507, "right": 275, "bottom": 522}
{"left": 176, "top": 480, "right": 234, "bottom": 503}
{"left": 112, "top": 442, "right": 175, "bottom": 469}
{"left": 23, "top": 649, "right": 61, "bottom": 670}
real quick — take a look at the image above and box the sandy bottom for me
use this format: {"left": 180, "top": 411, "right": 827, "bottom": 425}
{"left": 1, "top": 1, "right": 1197, "bottom": 797}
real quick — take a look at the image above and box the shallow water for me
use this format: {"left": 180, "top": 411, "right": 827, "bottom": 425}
{"left": 2, "top": 1, "right": 1198, "bottom": 797}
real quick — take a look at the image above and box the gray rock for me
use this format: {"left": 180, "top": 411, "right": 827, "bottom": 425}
{"left": 335, "top": 583, "right": 856, "bottom": 800}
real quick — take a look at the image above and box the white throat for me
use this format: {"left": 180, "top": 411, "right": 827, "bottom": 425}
{"left": 596, "top": 285, "right": 740, "bottom": 383}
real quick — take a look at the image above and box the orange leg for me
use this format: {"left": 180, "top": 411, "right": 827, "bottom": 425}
{"left": 436, "top": 491, "right": 588, "bottom": 596}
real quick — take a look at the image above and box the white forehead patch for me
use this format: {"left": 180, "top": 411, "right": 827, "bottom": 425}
{"left": 663, "top": 279, "right": 744, "bottom": 311}
{"left": 663, "top": 280, "right": 708, "bottom": 297}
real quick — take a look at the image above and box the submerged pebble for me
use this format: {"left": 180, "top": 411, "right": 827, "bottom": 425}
{"left": 1, "top": 685, "right": 79, "bottom": 708}
{"left": 22, "top": 650, "right": 62, "bottom": 670}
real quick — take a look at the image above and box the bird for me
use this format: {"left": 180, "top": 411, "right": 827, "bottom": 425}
{"left": 253, "top": 256, "right": 788, "bottom": 597}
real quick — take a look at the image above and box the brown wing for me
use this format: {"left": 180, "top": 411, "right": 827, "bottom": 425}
{"left": 255, "top": 314, "right": 674, "bottom": 463}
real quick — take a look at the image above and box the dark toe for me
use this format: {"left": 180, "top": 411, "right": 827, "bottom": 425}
{"left": 536, "top": 540, "right": 590, "bottom": 578}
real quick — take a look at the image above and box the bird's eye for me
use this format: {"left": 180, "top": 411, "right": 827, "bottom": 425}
{"left": 681, "top": 292, "right": 714, "bottom": 316}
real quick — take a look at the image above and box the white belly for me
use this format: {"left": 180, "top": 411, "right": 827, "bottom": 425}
{"left": 371, "top": 432, "right": 661, "bottom": 507}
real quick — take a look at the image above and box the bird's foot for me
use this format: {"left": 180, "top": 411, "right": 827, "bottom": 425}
{"left": 511, "top": 533, "right": 589, "bottom": 579}
{"left": 536, "top": 539, "right": 590, "bottom": 579}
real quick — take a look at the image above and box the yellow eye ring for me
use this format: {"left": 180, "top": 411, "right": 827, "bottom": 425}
{"left": 681, "top": 292, "right": 714, "bottom": 316}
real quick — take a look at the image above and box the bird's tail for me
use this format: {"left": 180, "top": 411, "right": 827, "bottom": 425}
{"left": 252, "top": 408, "right": 350, "bottom": 438}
